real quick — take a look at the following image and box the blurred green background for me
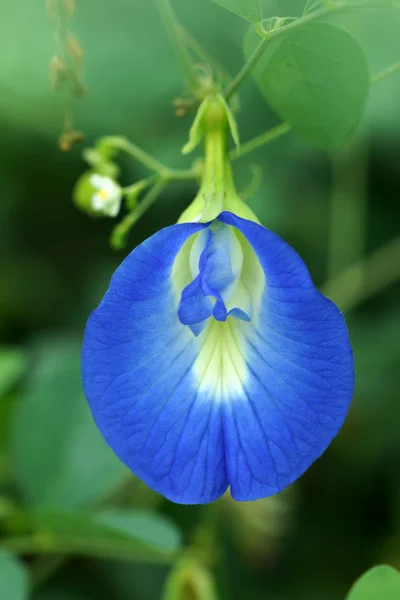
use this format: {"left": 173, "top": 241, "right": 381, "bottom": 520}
{"left": 1, "top": 0, "right": 400, "bottom": 599}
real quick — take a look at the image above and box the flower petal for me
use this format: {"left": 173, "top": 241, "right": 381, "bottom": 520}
{"left": 82, "top": 222, "right": 229, "bottom": 504}
{"left": 217, "top": 212, "right": 355, "bottom": 501}
{"left": 90, "top": 174, "right": 107, "bottom": 190}
{"left": 83, "top": 212, "right": 354, "bottom": 505}
{"left": 178, "top": 224, "right": 251, "bottom": 332}
{"left": 91, "top": 193, "right": 105, "bottom": 211}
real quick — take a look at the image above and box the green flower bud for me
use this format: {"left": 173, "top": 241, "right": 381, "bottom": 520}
{"left": 73, "top": 171, "right": 122, "bottom": 218}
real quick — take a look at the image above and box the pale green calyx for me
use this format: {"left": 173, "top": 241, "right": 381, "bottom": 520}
{"left": 178, "top": 94, "right": 259, "bottom": 224}
{"left": 182, "top": 94, "right": 240, "bottom": 155}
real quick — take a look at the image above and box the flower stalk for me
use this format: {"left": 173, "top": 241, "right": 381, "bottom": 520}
{"left": 178, "top": 95, "right": 258, "bottom": 224}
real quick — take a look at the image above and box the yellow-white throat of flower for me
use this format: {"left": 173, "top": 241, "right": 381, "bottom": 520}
{"left": 172, "top": 94, "right": 265, "bottom": 397}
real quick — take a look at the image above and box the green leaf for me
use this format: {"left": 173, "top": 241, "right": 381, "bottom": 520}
{"left": 346, "top": 565, "right": 400, "bottom": 600}
{"left": 244, "top": 21, "right": 369, "bottom": 149}
{"left": 94, "top": 511, "right": 181, "bottom": 552}
{"left": 0, "top": 552, "right": 29, "bottom": 600}
{"left": 33, "top": 508, "right": 182, "bottom": 560}
{"left": 304, "top": 0, "right": 322, "bottom": 15}
{"left": 210, "top": 0, "right": 262, "bottom": 23}
{"left": 10, "top": 340, "right": 128, "bottom": 509}
{"left": 0, "top": 348, "right": 26, "bottom": 398}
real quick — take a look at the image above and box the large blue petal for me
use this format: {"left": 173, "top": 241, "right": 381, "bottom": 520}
{"left": 82, "top": 222, "right": 229, "bottom": 504}
{"left": 83, "top": 212, "right": 354, "bottom": 505}
{"left": 217, "top": 212, "right": 354, "bottom": 501}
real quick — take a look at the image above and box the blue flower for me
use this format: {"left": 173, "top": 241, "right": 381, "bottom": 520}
{"left": 82, "top": 94, "right": 354, "bottom": 504}
{"left": 82, "top": 211, "right": 354, "bottom": 504}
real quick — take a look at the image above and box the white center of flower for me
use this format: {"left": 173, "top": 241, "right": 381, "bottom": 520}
{"left": 90, "top": 174, "right": 122, "bottom": 217}
{"left": 172, "top": 222, "right": 265, "bottom": 400}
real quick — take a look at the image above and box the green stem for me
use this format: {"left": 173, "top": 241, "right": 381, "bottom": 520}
{"left": 224, "top": 36, "right": 268, "bottom": 101}
{"left": 122, "top": 175, "right": 158, "bottom": 199}
{"left": 327, "top": 141, "right": 368, "bottom": 281}
{"left": 203, "top": 127, "right": 227, "bottom": 210}
{"left": 256, "top": 0, "right": 263, "bottom": 22}
{"left": 100, "top": 136, "right": 170, "bottom": 174}
{"left": 129, "top": 179, "right": 168, "bottom": 221}
{"left": 199, "top": 114, "right": 260, "bottom": 222}
{"left": 224, "top": 0, "right": 396, "bottom": 100}
{"left": 178, "top": 25, "right": 232, "bottom": 84}
{"left": 178, "top": 97, "right": 258, "bottom": 223}
{"left": 2, "top": 535, "right": 176, "bottom": 565}
{"left": 154, "top": 0, "right": 198, "bottom": 89}
{"left": 99, "top": 136, "right": 198, "bottom": 181}
{"left": 230, "top": 122, "right": 291, "bottom": 161}
{"left": 111, "top": 180, "right": 168, "bottom": 248}
{"left": 165, "top": 167, "right": 200, "bottom": 182}
{"left": 239, "top": 165, "right": 263, "bottom": 201}
{"left": 322, "top": 235, "right": 400, "bottom": 313}
{"left": 99, "top": 58, "right": 400, "bottom": 181}
{"left": 370, "top": 61, "right": 400, "bottom": 84}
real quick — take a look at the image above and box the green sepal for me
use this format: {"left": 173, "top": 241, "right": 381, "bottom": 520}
{"left": 182, "top": 94, "right": 240, "bottom": 156}
{"left": 73, "top": 170, "right": 101, "bottom": 217}
{"left": 220, "top": 95, "right": 240, "bottom": 149}
{"left": 182, "top": 96, "right": 214, "bottom": 155}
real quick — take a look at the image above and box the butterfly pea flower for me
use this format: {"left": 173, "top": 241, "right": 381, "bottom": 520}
{"left": 82, "top": 95, "right": 354, "bottom": 504}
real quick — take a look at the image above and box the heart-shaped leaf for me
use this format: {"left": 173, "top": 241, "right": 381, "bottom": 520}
{"left": 346, "top": 565, "right": 400, "bottom": 600}
{"left": 210, "top": 0, "right": 262, "bottom": 22}
{"left": 10, "top": 340, "right": 128, "bottom": 509}
{"left": 244, "top": 21, "right": 369, "bottom": 149}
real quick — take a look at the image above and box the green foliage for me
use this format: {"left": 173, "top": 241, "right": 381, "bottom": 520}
{"left": 10, "top": 341, "right": 127, "bottom": 509}
{"left": 244, "top": 21, "right": 369, "bottom": 149}
{"left": 303, "top": 0, "right": 322, "bottom": 14}
{"left": 0, "top": 348, "right": 26, "bottom": 398}
{"left": 92, "top": 511, "right": 181, "bottom": 552}
{"left": 182, "top": 96, "right": 215, "bottom": 155}
{"left": 32, "top": 509, "right": 182, "bottom": 559}
{"left": 0, "top": 552, "right": 28, "bottom": 600}
{"left": 209, "top": 0, "right": 262, "bottom": 22}
{"left": 346, "top": 565, "right": 400, "bottom": 600}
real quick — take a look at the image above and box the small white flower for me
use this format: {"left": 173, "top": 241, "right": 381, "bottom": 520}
{"left": 90, "top": 174, "right": 122, "bottom": 217}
